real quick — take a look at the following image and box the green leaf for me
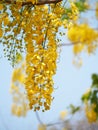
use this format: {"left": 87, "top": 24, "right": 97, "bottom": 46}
{"left": 92, "top": 74, "right": 97, "bottom": 80}
{"left": 69, "top": 104, "right": 80, "bottom": 114}
{"left": 90, "top": 90, "right": 98, "bottom": 104}
{"left": 81, "top": 90, "right": 91, "bottom": 101}
{"left": 75, "top": 1, "right": 87, "bottom": 12}
{"left": 91, "top": 74, "right": 98, "bottom": 88}
{"left": 61, "top": 8, "right": 72, "bottom": 20}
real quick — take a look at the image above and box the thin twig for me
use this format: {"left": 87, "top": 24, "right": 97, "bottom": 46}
{"left": 58, "top": 27, "right": 98, "bottom": 47}
{"left": 42, "top": 4, "right": 51, "bottom": 48}
{"left": 58, "top": 43, "right": 74, "bottom": 47}
{"left": 35, "top": 111, "right": 44, "bottom": 125}
{"left": 87, "top": 9, "right": 98, "bottom": 11}
{"left": 62, "top": 0, "right": 67, "bottom": 7}
{"left": 42, "top": 3, "right": 56, "bottom": 48}
{"left": 46, "top": 114, "right": 73, "bottom": 127}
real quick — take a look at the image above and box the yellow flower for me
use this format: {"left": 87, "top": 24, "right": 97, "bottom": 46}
{"left": 68, "top": 24, "right": 98, "bottom": 55}
{"left": 16, "top": 106, "right": 22, "bottom": 117}
{"left": 73, "top": 44, "right": 84, "bottom": 54}
{"left": 86, "top": 109, "right": 97, "bottom": 123}
{"left": 38, "top": 124, "right": 46, "bottom": 130}
{"left": 11, "top": 104, "right": 17, "bottom": 115}
{"left": 3, "top": 16, "right": 10, "bottom": 26}
{"left": 1, "top": 0, "right": 83, "bottom": 113}
{"left": 85, "top": 103, "right": 97, "bottom": 123}
{"left": 10, "top": 62, "right": 29, "bottom": 117}
{"left": 60, "top": 110, "right": 67, "bottom": 120}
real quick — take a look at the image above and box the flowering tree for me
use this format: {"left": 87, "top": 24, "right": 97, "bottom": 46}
{"left": 0, "top": 0, "right": 98, "bottom": 129}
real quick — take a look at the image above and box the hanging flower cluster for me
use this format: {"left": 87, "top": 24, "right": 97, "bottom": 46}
{"left": 26, "top": 45, "right": 57, "bottom": 111}
{"left": 0, "top": 0, "right": 79, "bottom": 65}
{"left": 67, "top": 24, "right": 98, "bottom": 54}
{"left": 24, "top": 2, "right": 79, "bottom": 111}
{"left": 0, "top": 0, "right": 79, "bottom": 113}
{"left": 25, "top": 4, "right": 61, "bottom": 111}
{"left": 10, "top": 62, "right": 30, "bottom": 117}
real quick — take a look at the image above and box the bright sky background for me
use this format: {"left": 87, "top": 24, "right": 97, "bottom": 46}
{"left": 0, "top": 0, "right": 98, "bottom": 130}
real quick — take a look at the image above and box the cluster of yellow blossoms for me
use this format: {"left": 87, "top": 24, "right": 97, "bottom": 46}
{"left": 68, "top": 23, "right": 98, "bottom": 54}
{"left": 0, "top": 4, "right": 9, "bottom": 37}
{"left": 85, "top": 103, "right": 97, "bottom": 123}
{"left": 0, "top": 0, "right": 79, "bottom": 114}
{"left": 26, "top": 44, "right": 57, "bottom": 111}
{"left": 68, "top": 2, "right": 79, "bottom": 21}
{"left": 10, "top": 63, "right": 29, "bottom": 117}
{"left": 9, "top": 2, "right": 78, "bottom": 112}
{"left": 24, "top": 4, "right": 60, "bottom": 111}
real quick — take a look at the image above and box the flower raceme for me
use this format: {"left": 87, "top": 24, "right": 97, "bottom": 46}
{"left": 0, "top": 0, "right": 79, "bottom": 114}
{"left": 67, "top": 24, "right": 98, "bottom": 55}
{"left": 24, "top": 4, "right": 61, "bottom": 111}
{"left": 10, "top": 63, "right": 29, "bottom": 117}
{"left": 25, "top": 44, "right": 57, "bottom": 111}
{"left": 0, "top": 1, "right": 79, "bottom": 64}
{"left": 7, "top": 1, "right": 78, "bottom": 113}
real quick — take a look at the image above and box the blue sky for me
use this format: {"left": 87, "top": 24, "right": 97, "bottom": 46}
{"left": 0, "top": 0, "right": 98, "bottom": 130}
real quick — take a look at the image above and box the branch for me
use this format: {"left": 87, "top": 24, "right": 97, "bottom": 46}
{"left": 3, "top": 0, "right": 62, "bottom": 6}
{"left": 46, "top": 120, "right": 68, "bottom": 127}
{"left": 35, "top": 111, "right": 44, "bottom": 125}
